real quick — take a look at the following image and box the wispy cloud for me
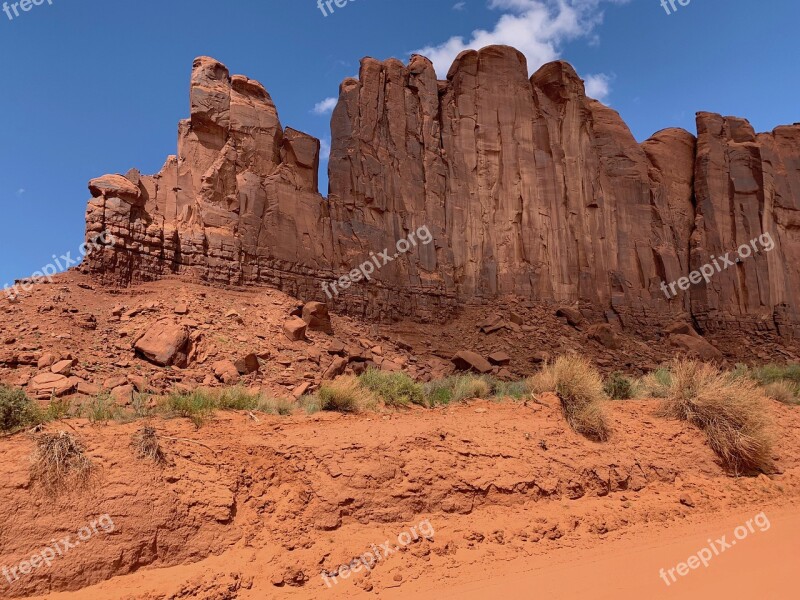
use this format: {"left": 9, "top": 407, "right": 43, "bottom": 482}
{"left": 584, "top": 73, "right": 612, "bottom": 101}
{"left": 16, "top": 188, "right": 25, "bottom": 197}
{"left": 312, "top": 97, "right": 338, "bottom": 115}
{"left": 414, "top": 0, "right": 627, "bottom": 96}
{"left": 453, "top": 1, "right": 467, "bottom": 9}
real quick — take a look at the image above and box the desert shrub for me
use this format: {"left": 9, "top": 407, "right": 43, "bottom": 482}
{"left": 29, "top": 431, "right": 95, "bottom": 492}
{"left": 529, "top": 355, "right": 610, "bottom": 441}
{"left": 762, "top": 381, "right": 800, "bottom": 406}
{"left": 82, "top": 394, "right": 122, "bottom": 424}
{"left": 751, "top": 363, "right": 800, "bottom": 386}
{"left": 636, "top": 368, "right": 673, "bottom": 399}
{"left": 318, "top": 377, "right": 375, "bottom": 413}
{"left": 660, "top": 360, "right": 774, "bottom": 474}
{"left": 257, "top": 397, "right": 296, "bottom": 416}
{"left": 604, "top": 372, "right": 635, "bottom": 400}
{"left": 0, "top": 386, "right": 41, "bottom": 432}
{"left": 217, "top": 387, "right": 261, "bottom": 411}
{"left": 44, "top": 397, "right": 72, "bottom": 421}
{"left": 422, "top": 379, "right": 454, "bottom": 407}
{"left": 160, "top": 389, "right": 218, "bottom": 427}
{"left": 297, "top": 394, "right": 322, "bottom": 415}
{"left": 131, "top": 393, "right": 155, "bottom": 419}
{"left": 421, "top": 374, "right": 493, "bottom": 407}
{"left": 358, "top": 368, "right": 424, "bottom": 407}
{"left": 491, "top": 379, "right": 531, "bottom": 400}
{"left": 131, "top": 426, "right": 166, "bottom": 464}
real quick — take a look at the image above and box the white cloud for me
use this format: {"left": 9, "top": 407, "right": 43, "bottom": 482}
{"left": 584, "top": 73, "right": 611, "bottom": 101}
{"left": 453, "top": 1, "right": 467, "bottom": 9}
{"left": 16, "top": 188, "right": 25, "bottom": 197}
{"left": 414, "top": 0, "right": 627, "bottom": 91}
{"left": 312, "top": 97, "right": 338, "bottom": 115}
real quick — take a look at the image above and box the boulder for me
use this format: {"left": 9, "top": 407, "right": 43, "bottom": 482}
{"left": 669, "top": 334, "right": 724, "bottom": 363}
{"left": 29, "top": 373, "right": 75, "bottom": 399}
{"left": 451, "top": 351, "right": 493, "bottom": 374}
{"left": 488, "top": 351, "right": 512, "bottom": 366}
{"left": 134, "top": 321, "right": 190, "bottom": 366}
{"left": 322, "top": 357, "right": 348, "bottom": 380}
{"left": 50, "top": 359, "right": 76, "bottom": 377}
{"left": 283, "top": 318, "right": 308, "bottom": 342}
{"left": 234, "top": 353, "right": 260, "bottom": 375}
{"left": 213, "top": 360, "right": 240, "bottom": 384}
{"left": 302, "top": 301, "right": 333, "bottom": 334}
{"left": 587, "top": 323, "right": 622, "bottom": 350}
{"left": 556, "top": 307, "right": 584, "bottom": 327}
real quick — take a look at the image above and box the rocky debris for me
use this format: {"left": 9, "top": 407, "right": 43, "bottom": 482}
{"left": 37, "top": 352, "right": 58, "bottom": 370}
{"left": 587, "top": 324, "right": 622, "bottom": 350}
{"left": 302, "top": 302, "right": 333, "bottom": 334}
{"left": 283, "top": 318, "right": 308, "bottom": 342}
{"left": 293, "top": 382, "right": 312, "bottom": 398}
{"left": 451, "top": 351, "right": 493, "bottom": 374}
{"left": 665, "top": 321, "right": 699, "bottom": 337}
{"left": 29, "top": 373, "right": 75, "bottom": 399}
{"left": 477, "top": 314, "right": 508, "bottom": 334}
{"left": 488, "top": 351, "right": 511, "bottom": 366}
{"left": 234, "top": 353, "right": 260, "bottom": 375}
{"left": 134, "top": 321, "right": 190, "bottom": 367}
{"left": 669, "top": 334, "right": 724, "bottom": 364}
{"left": 213, "top": 360, "right": 240, "bottom": 384}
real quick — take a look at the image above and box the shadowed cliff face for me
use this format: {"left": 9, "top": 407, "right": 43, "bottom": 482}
{"left": 83, "top": 45, "right": 800, "bottom": 334}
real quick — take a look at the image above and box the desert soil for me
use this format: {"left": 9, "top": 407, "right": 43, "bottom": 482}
{"left": 1, "top": 394, "right": 798, "bottom": 599}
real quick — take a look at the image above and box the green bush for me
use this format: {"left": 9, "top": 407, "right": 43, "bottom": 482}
{"left": 217, "top": 387, "right": 261, "bottom": 411}
{"left": 318, "top": 377, "right": 375, "bottom": 413}
{"left": 0, "top": 386, "right": 41, "bottom": 432}
{"left": 82, "top": 394, "right": 122, "bottom": 424}
{"left": 751, "top": 363, "right": 800, "bottom": 386}
{"left": 358, "top": 368, "right": 424, "bottom": 407}
{"left": 603, "top": 372, "right": 635, "bottom": 400}
{"left": 160, "top": 389, "right": 218, "bottom": 427}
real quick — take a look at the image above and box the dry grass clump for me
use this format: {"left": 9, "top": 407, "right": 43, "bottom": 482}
{"left": 659, "top": 360, "right": 774, "bottom": 474}
{"left": 358, "top": 368, "right": 424, "bottom": 407}
{"left": 131, "top": 426, "right": 166, "bottom": 465}
{"left": 317, "top": 376, "right": 377, "bottom": 413}
{"left": 763, "top": 381, "right": 800, "bottom": 406}
{"left": 636, "top": 368, "right": 673, "bottom": 399}
{"left": 30, "top": 431, "right": 95, "bottom": 492}
{"left": 528, "top": 355, "right": 610, "bottom": 441}
{"left": 257, "top": 397, "right": 296, "bottom": 416}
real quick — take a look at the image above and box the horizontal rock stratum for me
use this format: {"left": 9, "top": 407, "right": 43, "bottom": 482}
{"left": 83, "top": 45, "right": 800, "bottom": 334}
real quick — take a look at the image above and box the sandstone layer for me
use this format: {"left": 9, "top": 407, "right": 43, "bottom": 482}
{"left": 83, "top": 46, "right": 800, "bottom": 335}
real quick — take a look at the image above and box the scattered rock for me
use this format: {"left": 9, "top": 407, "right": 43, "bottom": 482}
{"left": 50, "top": 359, "right": 76, "bottom": 377}
{"left": 488, "top": 351, "right": 511, "bottom": 366}
{"left": 234, "top": 353, "right": 260, "bottom": 375}
{"left": 451, "top": 351, "right": 493, "bottom": 374}
{"left": 213, "top": 360, "right": 240, "bottom": 384}
{"left": 301, "top": 301, "right": 333, "bottom": 334}
{"left": 29, "top": 373, "right": 75, "bottom": 399}
{"left": 323, "top": 357, "right": 348, "bottom": 380}
{"left": 669, "top": 334, "right": 723, "bottom": 363}
{"left": 134, "top": 320, "right": 190, "bottom": 366}
{"left": 283, "top": 318, "right": 308, "bottom": 342}
{"left": 587, "top": 323, "right": 622, "bottom": 350}
{"left": 556, "top": 307, "right": 584, "bottom": 327}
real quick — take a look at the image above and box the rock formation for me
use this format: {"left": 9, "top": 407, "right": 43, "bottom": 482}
{"left": 83, "top": 46, "right": 800, "bottom": 336}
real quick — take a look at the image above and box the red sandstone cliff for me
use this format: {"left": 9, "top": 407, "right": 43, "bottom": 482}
{"left": 83, "top": 46, "right": 800, "bottom": 334}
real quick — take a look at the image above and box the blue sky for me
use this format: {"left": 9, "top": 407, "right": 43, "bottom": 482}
{"left": 1, "top": 0, "right": 798, "bottom": 286}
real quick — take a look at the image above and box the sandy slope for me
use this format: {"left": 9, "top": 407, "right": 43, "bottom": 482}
{"left": 1, "top": 395, "right": 798, "bottom": 599}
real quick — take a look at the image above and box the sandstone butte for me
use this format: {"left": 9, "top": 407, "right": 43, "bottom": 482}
{"left": 83, "top": 45, "right": 800, "bottom": 337}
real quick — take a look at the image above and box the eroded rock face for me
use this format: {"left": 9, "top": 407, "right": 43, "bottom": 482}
{"left": 83, "top": 46, "right": 800, "bottom": 335}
